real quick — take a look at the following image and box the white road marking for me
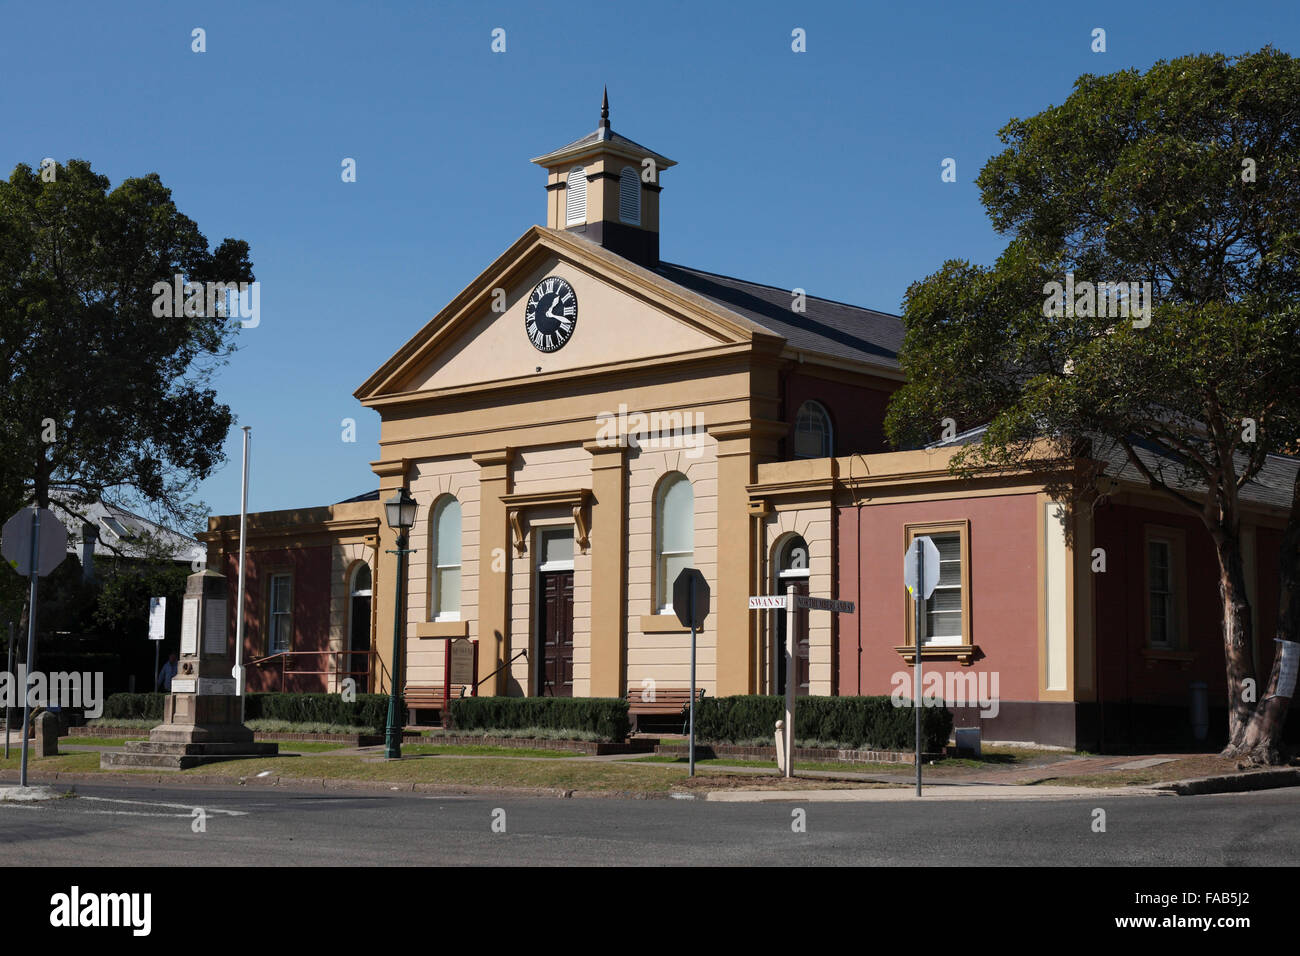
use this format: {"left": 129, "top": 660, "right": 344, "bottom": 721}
{"left": 77, "top": 796, "right": 247, "bottom": 816}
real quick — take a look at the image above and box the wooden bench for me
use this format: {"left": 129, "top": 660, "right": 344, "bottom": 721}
{"left": 625, "top": 687, "right": 705, "bottom": 733}
{"left": 405, "top": 684, "right": 469, "bottom": 725}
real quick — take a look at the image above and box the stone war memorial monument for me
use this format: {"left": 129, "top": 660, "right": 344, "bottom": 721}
{"left": 103, "top": 570, "right": 278, "bottom": 769}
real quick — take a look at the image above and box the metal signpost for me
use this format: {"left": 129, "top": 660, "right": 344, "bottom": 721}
{"left": 149, "top": 596, "right": 167, "bottom": 690}
{"left": 2, "top": 506, "right": 68, "bottom": 787}
{"left": 4, "top": 621, "right": 12, "bottom": 760}
{"left": 234, "top": 426, "right": 251, "bottom": 723}
{"left": 903, "top": 535, "right": 940, "bottom": 797}
{"left": 747, "top": 592, "right": 854, "bottom": 778}
{"left": 672, "top": 568, "right": 709, "bottom": 777}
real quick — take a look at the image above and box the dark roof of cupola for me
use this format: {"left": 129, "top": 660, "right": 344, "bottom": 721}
{"left": 531, "top": 88, "right": 676, "bottom": 169}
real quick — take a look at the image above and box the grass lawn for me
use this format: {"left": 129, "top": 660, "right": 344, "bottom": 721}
{"left": 174, "top": 754, "right": 690, "bottom": 791}
{"left": 269, "top": 741, "right": 349, "bottom": 753}
{"left": 0, "top": 750, "right": 103, "bottom": 773}
{"left": 1035, "top": 754, "right": 1246, "bottom": 788}
{"left": 397, "top": 744, "right": 578, "bottom": 758}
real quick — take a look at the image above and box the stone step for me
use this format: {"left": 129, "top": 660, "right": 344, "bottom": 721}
{"left": 122, "top": 741, "right": 278, "bottom": 757}
{"left": 100, "top": 749, "right": 280, "bottom": 771}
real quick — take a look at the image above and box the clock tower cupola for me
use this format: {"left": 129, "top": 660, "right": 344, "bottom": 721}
{"left": 531, "top": 88, "right": 675, "bottom": 268}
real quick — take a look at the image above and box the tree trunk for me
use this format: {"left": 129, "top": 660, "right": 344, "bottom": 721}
{"left": 1235, "top": 470, "right": 1300, "bottom": 764}
{"left": 1212, "top": 529, "right": 1256, "bottom": 754}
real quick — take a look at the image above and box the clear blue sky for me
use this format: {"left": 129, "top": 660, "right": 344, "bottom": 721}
{"left": 4, "top": 0, "right": 1296, "bottom": 527}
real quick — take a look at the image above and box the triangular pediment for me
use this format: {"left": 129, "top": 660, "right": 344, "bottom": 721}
{"left": 354, "top": 227, "right": 772, "bottom": 402}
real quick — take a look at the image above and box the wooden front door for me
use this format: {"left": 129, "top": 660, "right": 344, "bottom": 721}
{"left": 776, "top": 578, "right": 811, "bottom": 697}
{"left": 539, "top": 570, "right": 574, "bottom": 697}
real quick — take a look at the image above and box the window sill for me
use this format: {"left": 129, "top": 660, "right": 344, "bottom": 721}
{"left": 640, "top": 614, "right": 692, "bottom": 634}
{"left": 416, "top": 621, "right": 469, "bottom": 638}
{"left": 1140, "top": 648, "right": 1196, "bottom": 668}
{"left": 894, "top": 644, "right": 978, "bottom": 666}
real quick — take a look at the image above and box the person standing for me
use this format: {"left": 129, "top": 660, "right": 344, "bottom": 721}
{"left": 157, "top": 653, "right": 178, "bottom": 692}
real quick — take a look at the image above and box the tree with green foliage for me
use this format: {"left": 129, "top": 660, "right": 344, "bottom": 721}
{"left": 885, "top": 48, "right": 1300, "bottom": 763}
{"left": 0, "top": 158, "right": 253, "bottom": 635}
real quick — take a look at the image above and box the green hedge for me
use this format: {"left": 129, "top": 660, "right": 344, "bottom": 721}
{"left": 102, "top": 692, "right": 167, "bottom": 720}
{"left": 99, "top": 692, "right": 396, "bottom": 732}
{"left": 245, "top": 693, "right": 395, "bottom": 733}
{"left": 692, "top": 695, "right": 953, "bottom": 752}
{"left": 449, "top": 696, "right": 629, "bottom": 741}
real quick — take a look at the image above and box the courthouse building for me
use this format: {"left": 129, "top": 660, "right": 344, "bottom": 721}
{"left": 201, "top": 99, "right": 1296, "bottom": 749}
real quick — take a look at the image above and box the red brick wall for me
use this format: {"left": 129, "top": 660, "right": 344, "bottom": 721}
{"left": 1091, "top": 502, "right": 1282, "bottom": 706}
{"left": 784, "top": 372, "right": 897, "bottom": 457}
{"left": 835, "top": 494, "right": 1041, "bottom": 701}
{"left": 223, "top": 546, "right": 333, "bottom": 693}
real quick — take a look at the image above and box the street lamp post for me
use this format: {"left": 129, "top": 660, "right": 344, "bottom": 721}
{"left": 383, "top": 487, "right": 418, "bottom": 760}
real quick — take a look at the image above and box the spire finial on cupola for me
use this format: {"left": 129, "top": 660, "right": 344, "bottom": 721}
{"left": 599, "top": 86, "right": 610, "bottom": 137}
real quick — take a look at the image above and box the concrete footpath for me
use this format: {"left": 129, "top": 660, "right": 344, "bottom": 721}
{"left": 703, "top": 783, "right": 1171, "bottom": 802}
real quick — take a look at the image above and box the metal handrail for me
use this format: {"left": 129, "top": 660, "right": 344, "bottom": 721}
{"left": 474, "top": 649, "right": 527, "bottom": 692}
{"left": 246, "top": 649, "right": 377, "bottom": 693}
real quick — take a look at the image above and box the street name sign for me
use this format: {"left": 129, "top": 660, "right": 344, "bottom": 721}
{"left": 794, "top": 596, "right": 855, "bottom": 613}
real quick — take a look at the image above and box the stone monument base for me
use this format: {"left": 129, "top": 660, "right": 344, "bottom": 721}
{"left": 101, "top": 691, "right": 278, "bottom": 770}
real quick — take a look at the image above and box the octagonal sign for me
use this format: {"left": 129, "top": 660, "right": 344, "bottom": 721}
{"left": 2, "top": 507, "right": 68, "bottom": 578}
{"left": 672, "top": 568, "right": 710, "bottom": 629}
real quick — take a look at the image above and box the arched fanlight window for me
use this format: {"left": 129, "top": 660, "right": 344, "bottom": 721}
{"left": 350, "top": 563, "right": 372, "bottom": 596}
{"left": 565, "top": 167, "right": 587, "bottom": 226}
{"left": 655, "top": 473, "right": 694, "bottom": 612}
{"left": 794, "top": 401, "right": 833, "bottom": 459}
{"left": 776, "top": 535, "right": 810, "bottom": 579}
{"left": 430, "top": 496, "right": 462, "bottom": 620}
{"left": 619, "top": 166, "right": 641, "bottom": 225}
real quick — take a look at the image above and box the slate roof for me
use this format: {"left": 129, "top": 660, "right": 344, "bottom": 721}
{"left": 653, "top": 262, "right": 904, "bottom": 371}
{"left": 42, "top": 496, "right": 205, "bottom": 563}
{"left": 336, "top": 489, "right": 380, "bottom": 504}
{"left": 535, "top": 128, "right": 672, "bottom": 164}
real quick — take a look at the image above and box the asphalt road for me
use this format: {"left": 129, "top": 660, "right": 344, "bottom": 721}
{"left": 2, "top": 780, "right": 1298, "bottom": 865}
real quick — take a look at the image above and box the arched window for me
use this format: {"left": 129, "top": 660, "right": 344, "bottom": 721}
{"left": 348, "top": 563, "right": 373, "bottom": 681}
{"left": 793, "top": 401, "right": 833, "bottom": 459}
{"left": 350, "top": 562, "right": 372, "bottom": 596}
{"left": 776, "top": 535, "right": 810, "bottom": 580}
{"left": 565, "top": 167, "right": 587, "bottom": 226}
{"left": 430, "top": 496, "right": 462, "bottom": 620}
{"left": 772, "top": 534, "right": 810, "bottom": 696}
{"left": 619, "top": 166, "right": 641, "bottom": 224}
{"left": 655, "top": 473, "right": 694, "bottom": 612}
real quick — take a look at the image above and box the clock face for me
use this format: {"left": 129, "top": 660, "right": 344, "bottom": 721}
{"left": 524, "top": 276, "right": 577, "bottom": 353}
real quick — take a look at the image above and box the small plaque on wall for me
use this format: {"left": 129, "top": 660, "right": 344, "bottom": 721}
{"left": 180, "top": 598, "right": 199, "bottom": 656}
{"left": 449, "top": 639, "right": 475, "bottom": 685}
{"left": 197, "top": 678, "right": 236, "bottom": 696}
{"left": 171, "top": 678, "right": 197, "bottom": 694}
{"left": 204, "top": 598, "right": 227, "bottom": 655}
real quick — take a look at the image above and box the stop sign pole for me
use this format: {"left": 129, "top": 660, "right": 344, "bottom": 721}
{"left": 672, "top": 568, "right": 709, "bottom": 777}
{"left": 20, "top": 510, "right": 43, "bottom": 788}
{"left": 904, "top": 535, "right": 940, "bottom": 797}
{"left": 3, "top": 506, "right": 69, "bottom": 788}
{"left": 914, "top": 539, "right": 923, "bottom": 796}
